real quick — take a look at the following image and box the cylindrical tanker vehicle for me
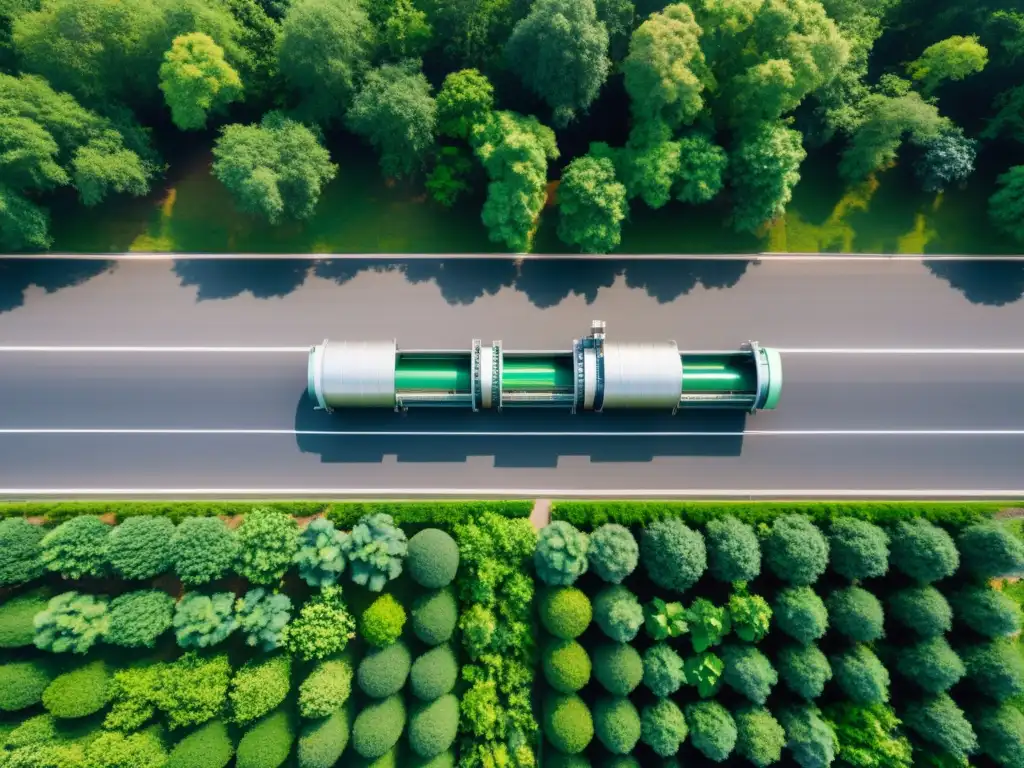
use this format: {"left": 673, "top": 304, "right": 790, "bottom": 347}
{"left": 307, "top": 320, "right": 782, "bottom": 415}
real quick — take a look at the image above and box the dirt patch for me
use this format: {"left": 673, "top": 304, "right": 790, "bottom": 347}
{"left": 995, "top": 507, "right": 1024, "bottom": 518}
{"left": 530, "top": 499, "right": 551, "bottom": 530}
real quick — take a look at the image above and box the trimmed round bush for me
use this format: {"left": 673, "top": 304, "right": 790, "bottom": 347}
{"left": 773, "top": 586, "right": 828, "bottom": 644}
{"left": 0, "top": 588, "right": 50, "bottom": 648}
{"left": 106, "top": 516, "right": 176, "bottom": 580}
{"left": 896, "top": 636, "right": 965, "bottom": 694}
{"left": 643, "top": 643, "right": 686, "bottom": 697}
{"left": 230, "top": 655, "right": 292, "bottom": 726}
{"left": 957, "top": 521, "right": 1024, "bottom": 579}
{"left": 762, "top": 515, "right": 829, "bottom": 585}
{"left": 903, "top": 693, "right": 978, "bottom": 761}
{"left": 587, "top": 524, "right": 639, "bottom": 584}
{"left": 411, "top": 644, "right": 458, "bottom": 701}
{"left": 544, "top": 639, "right": 591, "bottom": 693}
{"left": 535, "top": 521, "right": 589, "bottom": 586}
{"left": 42, "top": 660, "right": 112, "bottom": 719}
{"left": 721, "top": 645, "right": 778, "bottom": 705}
{"left": 0, "top": 660, "right": 57, "bottom": 712}
{"left": 593, "top": 643, "right": 643, "bottom": 696}
{"left": 964, "top": 639, "right": 1024, "bottom": 701}
{"left": 543, "top": 693, "right": 593, "bottom": 754}
{"left": 0, "top": 518, "right": 45, "bottom": 586}
{"left": 540, "top": 586, "right": 593, "bottom": 640}
{"left": 358, "top": 641, "right": 411, "bottom": 698}
{"left": 777, "top": 643, "right": 832, "bottom": 700}
{"left": 686, "top": 700, "right": 737, "bottom": 762}
{"left": 85, "top": 727, "right": 169, "bottom": 768}
{"left": 353, "top": 694, "right": 406, "bottom": 759}
{"left": 171, "top": 517, "right": 239, "bottom": 585}
{"left": 167, "top": 719, "right": 235, "bottom": 768}
{"left": 832, "top": 645, "right": 890, "bottom": 704}
{"left": 974, "top": 703, "right": 1024, "bottom": 768}
{"left": 298, "top": 706, "right": 348, "bottom": 768}
{"left": 950, "top": 586, "right": 1022, "bottom": 638}
{"left": 236, "top": 709, "right": 296, "bottom": 768}
{"left": 236, "top": 507, "right": 300, "bottom": 585}
{"left": 826, "top": 586, "right": 885, "bottom": 643}
{"left": 406, "top": 529, "right": 459, "bottom": 588}
{"left": 779, "top": 706, "right": 838, "bottom": 768}
{"left": 827, "top": 518, "right": 889, "bottom": 581}
{"left": 592, "top": 585, "right": 642, "bottom": 643}
{"left": 640, "top": 698, "right": 687, "bottom": 757}
{"left": 735, "top": 706, "right": 785, "bottom": 768}
{"left": 106, "top": 589, "right": 175, "bottom": 648}
{"left": 299, "top": 656, "right": 353, "bottom": 719}
{"left": 641, "top": 519, "right": 707, "bottom": 593}
{"left": 887, "top": 585, "right": 952, "bottom": 637}
{"left": 889, "top": 519, "right": 959, "bottom": 584}
{"left": 361, "top": 594, "right": 407, "bottom": 648}
{"left": 594, "top": 697, "right": 641, "bottom": 755}
{"left": 40, "top": 515, "right": 111, "bottom": 579}
{"left": 409, "top": 693, "right": 458, "bottom": 758}
{"left": 411, "top": 587, "right": 457, "bottom": 646}
{"left": 705, "top": 516, "right": 761, "bottom": 583}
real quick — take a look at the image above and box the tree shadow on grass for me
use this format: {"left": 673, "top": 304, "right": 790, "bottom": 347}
{"left": 925, "top": 260, "right": 1024, "bottom": 306}
{"left": 0, "top": 258, "right": 116, "bottom": 314}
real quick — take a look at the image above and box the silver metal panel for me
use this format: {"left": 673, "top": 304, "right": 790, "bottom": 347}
{"left": 583, "top": 347, "right": 598, "bottom": 410}
{"left": 601, "top": 342, "right": 683, "bottom": 409}
{"left": 480, "top": 346, "right": 493, "bottom": 409}
{"left": 307, "top": 343, "right": 328, "bottom": 410}
{"left": 318, "top": 340, "right": 397, "bottom": 408}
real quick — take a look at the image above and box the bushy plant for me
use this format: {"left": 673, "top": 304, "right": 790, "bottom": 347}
{"left": 40, "top": 515, "right": 110, "bottom": 579}
{"left": 409, "top": 694, "right": 459, "bottom": 758}
{"left": 686, "top": 700, "right": 737, "bottom": 762}
{"left": 887, "top": 585, "right": 952, "bottom": 637}
{"left": 0, "top": 660, "right": 56, "bottom": 711}
{"left": 34, "top": 591, "right": 109, "bottom": 653}
{"left": 963, "top": 639, "right": 1024, "bottom": 701}
{"left": 230, "top": 655, "right": 292, "bottom": 725}
{"left": 777, "top": 643, "right": 832, "bottom": 700}
{"left": 544, "top": 639, "right": 591, "bottom": 693}
{"left": 85, "top": 725, "right": 168, "bottom": 768}
{"left": 827, "top": 518, "right": 890, "bottom": 581}
{"left": 974, "top": 703, "right": 1024, "bottom": 768}
{"left": 641, "top": 697, "right": 687, "bottom": 757}
{"left": 352, "top": 694, "right": 406, "bottom": 759}
{"left": 459, "top": 603, "right": 498, "bottom": 659}
{"left": 411, "top": 587, "right": 458, "bottom": 646}
{"left": 282, "top": 586, "right": 357, "bottom": 660}
{"left": 889, "top": 519, "right": 959, "bottom": 584}
{"left": 0, "top": 588, "right": 50, "bottom": 648}
{"left": 644, "top": 597, "right": 688, "bottom": 641}
{"left": 722, "top": 645, "right": 778, "bottom": 705}
{"left": 592, "top": 585, "right": 641, "bottom": 643}
{"left": 341, "top": 513, "right": 408, "bottom": 592}
{"left": 643, "top": 643, "right": 686, "bottom": 697}
{"left": 728, "top": 589, "right": 772, "bottom": 643}
{"left": 832, "top": 645, "right": 890, "bottom": 704}
{"left": 4, "top": 712, "right": 90, "bottom": 749}
{"left": 411, "top": 643, "right": 458, "bottom": 701}
{"left": 735, "top": 706, "right": 785, "bottom": 768}
{"left": 298, "top": 656, "right": 353, "bottom": 719}
{"left": 896, "top": 636, "right": 965, "bottom": 694}
{"left": 593, "top": 643, "right": 643, "bottom": 696}
{"left": 166, "top": 719, "right": 235, "bottom": 768}
{"left": 236, "top": 709, "right": 296, "bottom": 768}
{"left": 687, "top": 651, "right": 727, "bottom": 698}
{"left": 154, "top": 653, "right": 231, "bottom": 730}
{"left": 543, "top": 693, "right": 593, "bottom": 754}
{"left": 361, "top": 593, "right": 407, "bottom": 648}
{"left": 641, "top": 519, "right": 707, "bottom": 593}
{"left": 686, "top": 598, "right": 731, "bottom": 652}
{"left": 780, "top": 705, "right": 838, "bottom": 768}
{"left": 0, "top": 518, "right": 45, "bottom": 586}
{"left": 535, "top": 521, "right": 589, "bottom": 586}
{"left": 235, "top": 588, "right": 292, "bottom": 651}
{"left": 957, "top": 521, "right": 1024, "bottom": 579}
{"left": 903, "top": 693, "right": 978, "bottom": 761}
{"left": 236, "top": 507, "right": 300, "bottom": 585}
{"left": 106, "top": 516, "right": 175, "bottom": 580}
{"left": 587, "top": 523, "right": 639, "bottom": 584}
{"left": 171, "top": 517, "right": 239, "bottom": 585}
{"left": 106, "top": 590, "right": 175, "bottom": 648}
{"left": 950, "top": 586, "right": 1022, "bottom": 638}
{"left": 297, "top": 707, "right": 349, "bottom": 768}
{"left": 821, "top": 702, "right": 912, "bottom": 768}
{"left": 705, "top": 516, "right": 761, "bottom": 582}
{"left": 407, "top": 528, "right": 460, "bottom": 588}
{"left": 763, "top": 515, "right": 829, "bottom": 585}
{"left": 773, "top": 587, "right": 828, "bottom": 644}
{"left": 594, "top": 697, "right": 642, "bottom": 755}
{"left": 293, "top": 517, "right": 347, "bottom": 588}
{"left": 358, "top": 640, "right": 412, "bottom": 698}
{"left": 173, "top": 592, "right": 237, "bottom": 648}
{"left": 43, "top": 659, "right": 112, "bottom": 718}
{"left": 105, "top": 661, "right": 163, "bottom": 731}
{"left": 826, "top": 586, "right": 885, "bottom": 643}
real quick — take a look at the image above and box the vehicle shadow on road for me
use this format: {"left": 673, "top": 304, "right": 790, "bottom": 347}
{"left": 0, "top": 258, "right": 116, "bottom": 314}
{"left": 925, "top": 259, "right": 1024, "bottom": 306}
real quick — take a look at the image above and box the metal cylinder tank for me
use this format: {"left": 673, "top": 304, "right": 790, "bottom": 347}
{"left": 600, "top": 342, "right": 684, "bottom": 410}
{"left": 307, "top": 340, "right": 397, "bottom": 410}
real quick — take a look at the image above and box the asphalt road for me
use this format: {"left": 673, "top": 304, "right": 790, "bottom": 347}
{"left": 1, "top": 256, "right": 1023, "bottom": 496}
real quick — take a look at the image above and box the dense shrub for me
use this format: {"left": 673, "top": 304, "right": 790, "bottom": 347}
{"left": 887, "top": 585, "right": 952, "bottom": 637}
{"left": 361, "top": 593, "right": 407, "bottom": 648}
{"left": 686, "top": 700, "right": 737, "bottom": 762}
{"left": 34, "top": 591, "right": 109, "bottom": 653}
{"left": 106, "top": 590, "right": 175, "bottom": 648}
{"left": 409, "top": 694, "right": 459, "bottom": 758}
{"left": 42, "top": 659, "right": 112, "bottom": 718}
{"left": 358, "top": 640, "right": 412, "bottom": 698}
{"left": 950, "top": 586, "right": 1022, "bottom": 637}
{"left": 544, "top": 639, "right": 591, "bottom": 693}
{"left": 777, "top": 644, "right": 833, "bottom": 700}
{"left": 705, "top": 516, "right": 761, "bottom": 582}
{"left": 963, "top": 639, "right": 1024, "bottom": 701}
{"left": 352, "top": 694, "right": 406, "bottom": 759}
{"left": 889, "top": 519, "right": 959, "bottom": 584}
{"left": 903, "top": 693, "right": 978, "bottom": 761}
{"left": 342, "top": 513, "right": 408, "bottom": 592}
{"left": 641, "top": 519, "right": 707, "bottom": 593}
{"left": 543, "top": 755, "right": 592, "bottom": 768}
{"left": 293, "top": 517, "right": 347, "bottom": 588}
{"left": 593, "top": 643, "right": 643, "bottom": 696}
{"left": 640, "top": 698, "right": 687, "bottom": 757}
{"left": 105, "top": 661, "right": 163, "bottom": 731}
{"left": 282, "top": 587, "right": 357, "bottom": 660}
{"left": 643, "top": 643, "right": 686, "bottom": 697}
{"left": 540, "top": 586, "right": 593, "bottom": 640}
{"left": 0, "top": 660, "right": 56, "bottom": 711}
{"left": 686, "top": 651, "right": 726, "bottom": 698}
{"left": 411, "top": 644, "right": 458, "bottom": 701}
{"left": 594, "top": 697, "right": 642, "bottom": 754}
{"left": 171, "top": 517, "right": 238, "bottom": 585}
{"left": 957, "top": 521, "right": 1024, "bottom": 579}
{"left": 735, "top": 706, "right": 786, "bottom": 768}
{"left": 543, "top": 694, "right": 593, "bottom": 754}
{"left": 236, "top": 588, "right": 292, "bottom": 651}
{"left": 780, "top": 706, "right": 838, "bottom": 768}
{"left": 236, "top": 709, "right": 296, "bottom": 768}
{"left": 827, "top": 518, "right": 889, "bottom": 581}
{"left": 644, "top": 597, "right": 688, "bottom": 642}
{"left": 587, "top": 523, "right": 639, "bottom": 584}
{"left": 721, "top": 645, "right": 778, "bottom": 705}
{"left": 0, "top": 518, "right": 45, "bottom": 585}
{"left": 773, "top": 587, "right": 828, "bottom": 644}
{"left": 40, "top": 515, "right": 110, "bottom": 579}
{"left": 298, "top": 656, "right": 353, "bottom": 719}
{"left": 173, "top": 592, "right": 237, "bottom": 648}
{"left": 85, "top": 726, "right": 169, "bottom": 768}
{"left": 411, "top": 587, "right": 458, "bottom": 646}
{"left": 762, "top": 515, "right": 829, "bottom": 585}
{"left": 974, "top": 703, "right": 1024, "bottom": 768}
{"left": 166, "top": 719, "right": 234, "bottom": 768}
{"left": 832, "top": 645, "right": 890, "bottom": 704}
{"left": 155, "top": 652, "right": 232, "bottom": 730}
{"left": 826, "top": 586, "right": 885, "bottom": 643}
{"left": 297, "top": 707, "right": 349, "bottom": 768}
{"left": 728, "top": 590, "right": 772, "bottom": 643}
{"left": 822, "top": 702, "right": 911, "bottom": 768}
{"left": 0, "top": 588, "right": 50, "bottom": 648}
{"left": 236, "top": 507, "right": 300, "bottom": 585}
{"left": 896, "top": 636, "right": 965, "bottom": 693}
{"left": 592, "top": 585, "right": 641, "bottom": 643}
{"left": 686, "top": 598, "right": 731, "bottom": 653}
{"left": 411, "top": 753, "right": 456, "bottom": 768}
{"left": 535, "top": 521, "right": 590, "bottom": 586}
{"left": 406, "top": 528, "right": 460, "bottom": 588}
{"left": 106, "top": 515, "right": 175, "bottom": 580}
{"left": 230, "top": 655, "right": 292, "bottom": 725}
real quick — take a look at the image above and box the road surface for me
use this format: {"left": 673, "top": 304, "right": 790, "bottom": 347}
{"left": 1, "top": 256, "right": 1023, "bottom": 497}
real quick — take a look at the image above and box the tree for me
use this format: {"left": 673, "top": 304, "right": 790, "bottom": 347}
{"left": 293, "top": 517, "right": 347, "bottom": 588}
{"left": 212, "top": 110, "right": 337, "bottom": 224}
{"left": 780, "top": 705, "right": 839, "bottom": 768}
{"left": 729, "top": 122, "right": 807, "bottom": 234}
{"left": 983, "top": 85, "right": 1024, "bottom": 143}
{"left": 106, "top": 516, "right": 176, "bottom": 581}
{"left": 828, "top": 518, "right": 889, "bottom": 581}
{"left": 436, "top": 68, "right": 494, "bottom": 140}
{"left": 39, "top": 515, "right": 110, "bottom": 579}
{"left": 383, "top": 0, "right": 432, "bottom": 59}
{"left": 505, "top": 0, "right": 610, "bottom": 127}
{"left": 341, "top": 513, "right": 408, "bottom": 592}
{"left": 426, "top": 145, "right": 472, "bottom": 207}
{"left": 705, "top": 516, "right": 761, "bottom": 583}
{"left": 34, "top": 592, "right": 109, "bottom": 654}
{"left": 887, "top": 585, "right": 952, "bottom": 638}
{"left": 235, "top": 506, "right": 300, "bottom": 584}
{"left": 170, "top": 516, "right": 239, "bottom": 585}
{"left": 543, "top": 694, "right": 593, "bottom": 755}
{"left": 822, "top": 702, "right": 912, "bottom": 768}
{"left": 594, "top": 643, "right": 644, "bottom": 696}
{"left": 0, "top": 518, "right": 45, "bottom": 586}
{"left": 974, "top": 704, "right": 1024, "bottom": 768}
{"left": 587, "top": 523, "right": 639, "bottom": 584}
{"left": 593, "top": 696, "right": 641, "bottom": 754}
{"left": 228, "top": 654, "right": 291, "bottom": 725}
{"left": 616, "top": 121, "right": 682, "bottom": 209}
{"left": 889, "top": 519, "right": 959, "bottom": 584}
{"left": 105, "top": 590, "right": 175, "bottom": 649}
{"left": 949, "top": 586, "right": 1022, "bottom": 638}
{"left": 721, "top": 645, "right": 778, "bottom": 705}
{"left": 299, "top": 656, "right": 353, "bottom": 718}
{"left": 957, "top": 521, "right": 1024, "bottom": 579}
{"left": 173, "top": 592, "right": 237, "bottom": 649}
{"left": 735, "top": 706, "right": 786, "bottom": 768}
{"left": 777, "top": 643, "right": 832, "bottom": 700}
{"left": 686, "top": 700, "right": 737, "bottom": 762}
{"left": 42, "top": 660, "right": 113, "bottom": 719}
{"left": 675, "top": 133, "right": 727, "bottom": 205}
{"left": 903, "top": 694, "right": 978, "bottom": 761}
{"left": 640, "top": 518, "right": 707, "bottom": 594}
{"left": 762, "top": 514, "right": 830, "bottom": 585}
{"left": 773, "top": 586, "right": 828, "bottom": 645}
{"left": 154, "top": 653, "right": 232, "bottom": 730}
{"left": 832, "top": 645, "right": 890, "bottom": 705}
{"left": 0, "top": 184, "right": 50, "bottom": 251}
{"left": 990, "top": 166, "right": 1024, "bottom": 244}
{"left": 826, "top": 586, "right": 885, "bottom": 643}
{"left": 282, "top": 586, "right": 357, "bottom": 660}
{"left": 159, "top": 32, "right": 242, "bottom": 130}
{"left": 907, "top": 35, "right": 988, "bottom": 95}
{"left": 914, "top": 128, "right": 977, "bottom": 193}
{"left": 360, "top": 593, "right": 407, "bottom": 648}
{"left": 410, "top": 643, "right": 458, "bottom": 701}
{"left": 641, "top": 697, "right": 687, "bottom": 757}
{"left": 643, "top": 642, "right": 686, "bottom": 697}
{"left": 896, "top": 636, "right": 965, "bottom": 694}
{"left": 556, "top": 153, "right": 628, "bottom": 254}
{"left": 235, "top": 588, "right": 292, "bottom": 651}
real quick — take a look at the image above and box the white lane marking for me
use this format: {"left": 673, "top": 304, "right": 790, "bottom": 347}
{"left": 777, "top": 348, "right": 1024, "bottom": 354}
{"left": 0, "top": 346, "right": 310, "bottom": 353}
{"left": 3, "top": 346, "right": 1024, "bottom": 355}
{"left": 1, "top": 428, "right": 1023, "bottom": 437}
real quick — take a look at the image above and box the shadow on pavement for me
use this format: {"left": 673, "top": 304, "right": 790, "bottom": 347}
{"left": 173, "top": 258, "right": 312, "bottom": 300}
{"left": 0, "top": 258, "right": 116, "bottom": 314}
{"left": 925, "top": 260, "right": 1024, "bottom": 306}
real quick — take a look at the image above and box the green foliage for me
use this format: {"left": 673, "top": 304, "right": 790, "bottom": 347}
{"left": 341, "top": 513, "right": 408, "bottom": 592}
{"left": 352, "top": 694, "right": 405, "bottom": 759}
{"left": 409, "top": 694, "right": 458, "bottom": 758}
{"left": 230, "top": 655, "right": 291, "bottom": 725}
{"left": 282, "top": 586, "right": 357, "bottom": 660}
{"left": 236, "top": 709, "right": 296, "bottom": 768}
{"left": 34, "top": 591, "right": 109, "bottom": 654}
{"left": 592, "top": 643, "right": 643, "bottom": 696}
{"left": 154, "top": 652, "right": 231, "bottom": 730}
{"left": 773, "top": 586, "right": 828, "bottom": 645}
{"left": 0, "top": 588, "right": 49, "bottom": 648}
{"left": 543, "top": 694, "right": 593, "bottom": 755}
{"left": 411, "top": 587, "right": 457, "bottom": 646}
{"left": 674, "top": 133, "right": 728, "bottom": 205}
{"left": 587, "top": 524, "right": 638, "bottom": 584}
{"left": 826, "top": 586, "right": 885, "bottom": 643}
{"left": 406, "top": 528, "right": 459, "bottom": 588}
{"left": 105, "top": 589, "right": 175, "bottom": 649}
{"left": 896, "top": 636, "right": 965, "bottom": 694}
{"left": 426, "top": 145, "right": 472, "bottom": 207}
{"left": 780, "top": 706, "right": 839, "bottom": 768}
{"left": 236, "top": 588, "right": 292, "bottom": 651}
{"left": 556, "top": 153, "right": 628, "bottom": 254}
{"left": 166, "top": 719, "right": 234, "bottom": 768}
{"left": 0, "top": 660, "right": 55, "bottom": 714}
{"left": 777, "top": 643, "right": 832, "bottom": 700}
{"left": 293, "top": 518, "right": 347, "bottom": 588}
{"left": 436, "top": 69, "right": 494, "bottom": 141}
{"left": 411, "top": 643, "right": 457, "bottom": 701}
{"left": 762, "top": 514, "right": 829, "bottom": 585}
{"left": 170, "top": 516, "right": 239, "bottom": 585}
{"left": 957, "top": 521, "right": 1024, "bottom": 579}
{"left": 543, "top": 639, "right": 591, "bottom": 694}
{"left": 382, "top": 0, "right": 432, "bottom": 59}
{"left": 964, "top": 639, "right": 1024, "bottom": 701}
{"left": 903, "top": 694, "right": 978, "bottom": 762}
{"left": 105, "top": 662, "right": 163, "bottom": 731}
{"left": 640, "top": 698, "right": 687, "bottom": 757}
{"left": 358, "top": 640, "right": 411, "bottom": 698}
{"left": 974, "top": 703, "right": 1024, "bottom": 768}
{"left": 85, "top": 726, "right": 168, "bottom": 768}
{"left": 686, "top": 700, "right": 737, "bottom": 762}
{"left": 686, "top": 598, "right": 730, "bottom": 653}
{"left": 643, "top": 642, "right": 686, "bottom": 697}
{"left": 907, "top": 35, "right": 988, "bottom": 94}
{"left": 914, "top": 129, "right": 977, "bottom": 193}
{"left": 728, "top": 589, "right": 772, "bottom": 643}
{"left": 40, "top": 515, "right": 110, "bottom": 579}
{"left": 297, "top": 706, "right": 349, "bottom": 768}
{"left": 951, "top": 585, "right": 1022, "bottom": 638}
{"left": 159, "top": 32, "right": 241, "bottom": 130}
{"left": 105, "top": 516, "right": 175, "bottom": 580}
{"left": 0, "top": 518, "right": 44, "bottom": 585}
{"left": 822, "top": 702, "right": 912, "bottom": 768}
{"left": 735, "top": 706, "right": 785, "bottom": 768}
{"left": 990, "top": 166, "right": 1024, "bottom": 243}
{"left": 832, "top": 645, "right": 890, "bottom": 704}
{"left": 889, "top": 519, "right": 960, "bottom": 584}
{"left": 593, "top": 696, "right": 641, "bottom": 755}
{"left": 613, "top": 121, "right": 680, "bottom": 209}
{"left": 235, "top": 506, "right": 300, "bottom": 584}
{"left": 360, "top": 593, "right": 406, "bottom": 648}
{"left": 42, "top": 659, "right": 111, "bottom": 719}
{"left": 721, "top": 645, "right": 777, "bottom": 705}
{"left": 730, "top": 122, "right": 807, "bottom": 234}
{"left": 592, "top": 585, "right": 640, "bottom": 643}
{"left": 298, "top": 656, "right": 353, "bottom": 719}
{"left": 173, "top": 592, "right": 237, "bottom": 648}
{"left": 887, "top": 585, "right": 952, "bottom": 638}
{"left": 535, "top": 521, "right": 589, "bottom": 586}
{"left": 705, "top": 516, "right": 760, "bottom": 583}
{"left": 641, "top": 519, "right": 707, "bottom": 594}
{"left": 644, "top": 597, "right": 688, "bottom": 642}
{"left": 685, "top": 651, "right": 725, "bottom": 698}
{"left": 827, "top": 518, "right": 890, "bottom": 580}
